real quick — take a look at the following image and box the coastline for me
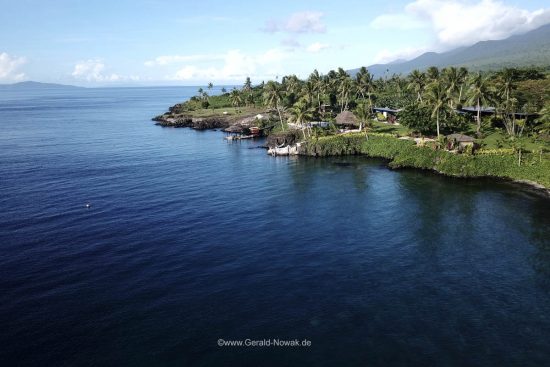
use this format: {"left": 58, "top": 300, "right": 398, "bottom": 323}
{"left": 298, "top": 133, "right": 550, "bottom": 194}
{"left": 153, "top": 104, "right": 550, "bottom": 195}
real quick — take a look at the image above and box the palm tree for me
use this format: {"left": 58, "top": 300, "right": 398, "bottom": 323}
{"left": 426, "top": 66, "right": 440, "bottom": 82}
{"left": 354, "top": 102, "right": 372, "bottom": 132}
{"left": 356, "top": 67, "right": 375, "bottom": 113}
{"left": 335, "top": 68, "right": 354, "bottom": 112}
{"left": 207, "top": 82, "right": 213, "bottom": 91}
{"left": 229, "top": 88, "right": 243, "bottom": 112}
{"left": 243, "top": 77, "right": 252, "bottom": 92}
{"left": 281, "top": 75, "right": 299, "bottom": 92}
{"left": 242, "top": 77, "right": 253, "bottom": 106}
{"left": 467, "top": 72, "right": 491, "bottom": 134}
{"left": 493, "top": 68, "right": 519, "bottom": 136}
{"left": 442, "top": 67, "right": 461, "bottom": 108}
{"left": 407, "top": 69, "right": 426, "bottom": 103}
{"left": 263, "top": 81, "right": 286, "bottom": 130}
{"left": 425, "top": 80, "right": 449, "bottom": 138}
{"left": 289, "top": 100, "right": 314, "bottom": 138}
{"left": 456, "top": 67, "right": 469, "bottom": 105}
{"left": 308, "top": 69, "right": 323, "bottom": 112}
{"left": 301, "top": 81, "right": 316, "bottom": 107}
{"left": 221, "top": 87, "right": 227, "bottom": 93}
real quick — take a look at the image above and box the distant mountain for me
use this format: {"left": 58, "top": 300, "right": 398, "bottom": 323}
{"left": 0, "top": 81, "right": 82, "bottom": 89}
{"left": 349, "top": 23, "right": 550, "bottom": 78}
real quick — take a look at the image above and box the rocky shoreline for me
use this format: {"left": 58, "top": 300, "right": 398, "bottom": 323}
{"left": 152, "top": 115, "right": 232, "bottom": 130}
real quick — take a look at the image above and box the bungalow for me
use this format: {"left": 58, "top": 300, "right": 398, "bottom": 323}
{"left": 458, "top": 106, "right": 496, "bottom": 116}
{"left": 373, "top": 107, "right": 402, "bottom": 123}
{"left": 458, "top": 106, "right": 539, "bottom": 120}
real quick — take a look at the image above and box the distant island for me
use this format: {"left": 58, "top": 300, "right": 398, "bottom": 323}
{"left": 0, "top": 81, "right": 83, "bottom": 89}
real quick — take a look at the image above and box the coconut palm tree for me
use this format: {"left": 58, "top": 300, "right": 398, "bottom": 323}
{"left": 495, "top": 69, "right": 516, "bottom": 136}
{"left": 354, "top": 102, "right": 372, "bottom": 132}
{"left": 467, "top": 72, "right": 491, "bottom": 134}
{"left": 356, "top": 67, "right": 375, "bottom": 113}
{"left": 263, "top": 81, "right": 286, "bottom": 130}
{"left": 442, "top": 67, "right": 461, "bottom": 108}
{"left": 308, "top": 69, "right": 323, "bottom": 112}
{"left": 301, "top": 81, "right": 316, "bottom": 107}
{"left": 407, "top": 69, "right": 426, "bottom": 103}
{"left": 335, "top": 68, "right": 354, "bottom": 112}
{"left": 456, "top": 67, "right": 469, "bottom": 105}
{"left": 229, "top": 88, "right": 243, "bottom": 112}
{"left": 426, "top": 66, "right": 440, "bottom": 82}
{"left": 207, "top": 82, "right": 213, "bottom": 91}
{"left": 289, "top": 99, "right": 314, "bottom": 138}
{"left": 243, "top": 77, "right": 252, "bottom": 92}
{"left": 425, "top": 80, "right": 449, "bottom": 138}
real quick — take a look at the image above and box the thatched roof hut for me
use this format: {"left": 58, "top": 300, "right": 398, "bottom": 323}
{"left": 335, "top": 111, "right": 358, "bottom": 126}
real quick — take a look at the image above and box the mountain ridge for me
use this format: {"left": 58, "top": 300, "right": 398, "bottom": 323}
{"left": 349, "top": 23, "right": 550, "bottom": 77}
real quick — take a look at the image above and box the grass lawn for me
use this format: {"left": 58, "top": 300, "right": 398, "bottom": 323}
{"left": 182, "top": 106, "right": 265, "bottom": 118}
{"left": 481, "top": 129, "right": 550, "bottom": 152}
{"left": 371, "top": 120, "right": 411, "bottom": 136}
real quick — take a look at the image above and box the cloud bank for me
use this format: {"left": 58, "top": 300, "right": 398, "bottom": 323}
{"left": 0, "top": 52, "right": 26, "bottom": 81}
{"left": 371, "top": 0, "right": 550, "bottom": 48}
{"left": 71, "top": 59, "right": 139, "bottom": 82}
{"left": 152, "top": 49, "right": 287, "bottom": 82}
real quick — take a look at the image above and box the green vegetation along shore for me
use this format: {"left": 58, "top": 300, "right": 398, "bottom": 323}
{"left": 154, "top": 66, "right": 550, "bottom": 192}
{"left": 301, "top": 133, "right": 550, "bottom": 191}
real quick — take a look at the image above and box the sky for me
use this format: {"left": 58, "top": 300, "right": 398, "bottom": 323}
{"left": 0, "top": 0, "right": 549, "bottom": 86}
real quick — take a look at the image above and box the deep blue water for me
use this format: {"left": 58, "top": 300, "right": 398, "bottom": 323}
{"left": 1, "top": 86, "right": 550, "bottom": 367}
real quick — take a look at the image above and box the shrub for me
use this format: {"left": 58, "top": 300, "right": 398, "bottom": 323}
{"left": 399, "top": 104, "right": 436, "bottom": 135}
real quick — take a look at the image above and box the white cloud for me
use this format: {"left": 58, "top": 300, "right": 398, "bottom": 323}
{"left": 373, "top": 0, "right": 550, "bottom": 48}
{"left": 144, "top": 54, "right": 223, "bottom": 67}
{"left": 71, "top": 59, "right": 139, "bottom": 82}
{"left": 167, "top": 49, "right": 287, "bottom": 82}
{"left": 306, "top": 42, "right": 330, "bottom": 53}
{"left": 262, "top": 11, "right": 326, "bottom": 33}
{"left": 0, "top": 52, "right": 26, "bottom": 81}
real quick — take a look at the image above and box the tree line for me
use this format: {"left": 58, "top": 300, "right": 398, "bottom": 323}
{"left": 203, "top": 66, "right": 550, "bottom": 138}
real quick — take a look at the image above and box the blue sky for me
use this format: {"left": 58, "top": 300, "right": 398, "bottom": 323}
{"left": 0, "top": 0, "right": 549, "bottom": 86}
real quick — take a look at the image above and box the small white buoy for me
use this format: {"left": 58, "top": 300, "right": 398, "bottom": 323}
{"left": 85, "top": 203, "right": 91, "bottom": 208}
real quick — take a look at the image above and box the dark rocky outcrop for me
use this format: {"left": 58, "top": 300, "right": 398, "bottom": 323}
{"left": 153, "top": 115, "right": 231, "bottom": 129}
{"left": 266, "top": 131, "right": 301, "bottom": 148}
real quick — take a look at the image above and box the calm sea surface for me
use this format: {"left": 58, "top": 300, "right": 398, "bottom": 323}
{"left": 1, "top": 86, "right": 550, "bottom": 367}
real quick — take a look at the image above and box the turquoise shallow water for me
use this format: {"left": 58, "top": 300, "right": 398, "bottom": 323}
{"left": 1, "top": 86, "right": 550, "bottom": 366}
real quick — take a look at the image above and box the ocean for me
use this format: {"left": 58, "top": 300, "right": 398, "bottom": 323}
{"left": 1, "top": 86, "right": 550, "bottom": 366}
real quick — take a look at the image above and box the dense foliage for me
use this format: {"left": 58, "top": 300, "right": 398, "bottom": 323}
{"left": 303, "top": 134, "right": 550, "bottom": 188}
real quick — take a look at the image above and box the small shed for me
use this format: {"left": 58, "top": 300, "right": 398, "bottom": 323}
{"left": 447, "top": 133, "right": 475, "bottom": 151}
{"left": 335, "top": 111, "right": 358, "bottom": 127}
